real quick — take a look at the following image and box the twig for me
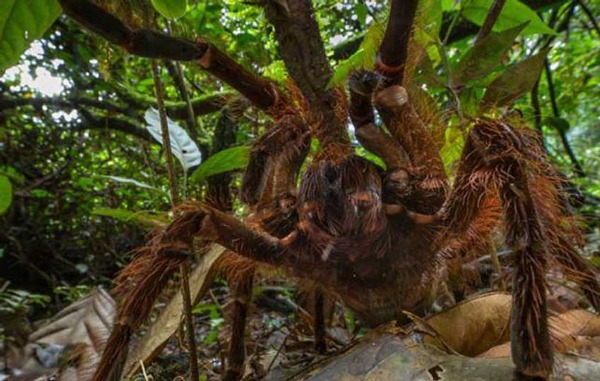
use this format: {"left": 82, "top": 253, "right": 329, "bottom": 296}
{"left": 151, "top": 61, "right": 180, "bottom": 204}
{"left": 180, "top": 262, "right": 200, "bottom": 381}
{"left": 530, "top": 76, "right": 548, "bottom": 151}
{"left": 140, "top": 360, "right": 153, "bottom": 381}
{"left": 543, "top": 58, "right": 586, "bottom": 177}
{"left": 142, "top": 7, "right": 198, "bottom": 381}
{"left": 576, "top": 0, "right": 600, "bottom": 38}
{"left": 475, "top": 0, "right": 507, "bottom": 44}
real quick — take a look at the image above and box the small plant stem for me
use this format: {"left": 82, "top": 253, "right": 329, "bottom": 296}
{"left": 475, "top": 0, "right": 507, "bottom": 44}
{"left": 576, "top": 0, "right": 600, "bottom": 38}
{"left": 151, "top": 61, "right": 180, "bottom": 205}
{"left": 530, "top": 77, "right": 548, "bottom": 152}
{"left": 145, "top": 10, "right": 198, "bottom": 381}
{"left": 152, "top": 61, "right": 200, "bottom": 380}
{"left": 180, "top": 261, "right": 200, "bottom": 381}
{"left": 543, "top": 58, "right": 586, "bottom": 177}
{"left": 442, "top": 6, "right": 461, "bottom": 45}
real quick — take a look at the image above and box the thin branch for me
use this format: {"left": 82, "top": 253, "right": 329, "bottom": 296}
{"left": 77, "top": 110, "right": 154, "bottom": 142}
{"left": 576, "top": 0, "right": 600, "bottom": 37}
{"left": 151, "top": 62, "right": 179, "bottom": 204}
{"left": 0, "top": 92, "right": 229, "bottom": 120}
{"left": 0, "top": 95, "right": 128, "bottom": 114}
{"left": 543, "top": 58, "right": 586, "bottom": 177}
{"left": 475, "top": 0, "right": 508, "bottom": 44}
{"left": 180, "top": 262, "right": 199, "bottom": 381}
{"left": 167, "top": 93, "right": 231, "bottom": 119}
{"left": 530, "top": 76, "right": 547, "bottom": 151}
{"left": 164, "top": 60, "right": 198, "bottom": 141}
{"left": 143, "top": 7, "right": 198, "bottom": 379}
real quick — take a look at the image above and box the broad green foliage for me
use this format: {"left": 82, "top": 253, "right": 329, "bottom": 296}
{"left": 461, "top": 0, "right": 557, "bottom": 35}
{"left": 0, "top": 0, "right": 61, "bottom": 75}
{"left": 0, "top": 175, "right": 12, "bottom": 215}
{"left": 190, "top": 146, "right": 251, "bottom": 184}
{"left": 451, "top": 23, "right": 527, "bottom": 87}
{"left": 482, "top": 49, "right": 548, "bottom": 107}
{"left": 151, "top": 0, "right": 187, "bottom": 19}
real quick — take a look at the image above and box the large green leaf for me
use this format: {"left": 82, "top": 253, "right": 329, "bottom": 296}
{"left": 481, "top": 49, "right": 548, "bottom": 107}
{"left": 0, "top": 175, "right": 13, "bottom": 215}
{"left": 151, "top": 0, "right": 187, "bottom": 19}
{"left": 462, "top": 0, "right": 557, "bottom": 36}
{"left": 0, "top": 0, "right": 61, "bottom": 75}
{"left": 189, "top": 145, "right": 251, "bottom": 184}
{"left": 451, "top": 23, "right": 527, "bottom": 87}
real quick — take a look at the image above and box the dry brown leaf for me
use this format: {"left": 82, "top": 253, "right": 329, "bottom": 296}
{"left": 5, "top": 288, "right": 116, "bottom": 381}
{"left": 480, "top": 308, "right": 600, "bottom": 360}
{"left": 123, "top": 244, "right": 225, "bottom": 376}
{"left": 422, "top": 292, "right": 512, "bottom": 356}
{"left": 294, "top": 331, "right": 600, "bottom": 381}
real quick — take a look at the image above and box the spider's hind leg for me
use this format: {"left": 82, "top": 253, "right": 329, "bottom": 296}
{"left": 441, "top": 119, "right": 592, "bottom": 378}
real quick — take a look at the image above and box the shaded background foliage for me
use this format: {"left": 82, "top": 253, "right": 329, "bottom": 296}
{"left": 0, "top": 0, "right": 598, "bottom": 355}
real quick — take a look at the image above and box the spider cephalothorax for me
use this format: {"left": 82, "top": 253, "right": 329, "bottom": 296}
{"left": 53, "top": 0, "right": 600, "bottom": 380}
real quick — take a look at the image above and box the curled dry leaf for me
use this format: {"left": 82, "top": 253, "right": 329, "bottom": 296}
{"left": 421, "top": 292, "right": 512, "bottom": 356}
{"left": 289, "top": 293, "right": 600, "bottom": 381}
{"left": 481, "top": 308, "right": 600, "bottom": 360}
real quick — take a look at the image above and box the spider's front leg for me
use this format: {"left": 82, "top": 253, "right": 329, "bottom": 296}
{"left": 93, "top": 205, "right": 293, "bottom": 381}
{"left": 443, "top": 119, "right": 600, "bottom": 378}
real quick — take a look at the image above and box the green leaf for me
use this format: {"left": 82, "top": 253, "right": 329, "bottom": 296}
{"left": 544, "top": 116, "right": 570, "bottom": 133}
{"left": 440, "top": 125, "right": 465, "bottom": 170}
{"left": 30, "top": 189, "right": 52, "bottom": 198}
{"left": 0, "top": 0, "right": 61, "bottom": 75}
{"left": 462, "top": 0, "right": 557, "bottom": 36}
{"left": 263, "top": 60, "right": 288, "bottom": 82}
{"left": 0, "top": 165, "right": 25, "bottom": 184}
{"left": 189, "top": 146, "right": 251, "bottom": 184}
{"left": 355, "top": 3, "right": 368, "bottom": 26}
{"left": 451, "top": 23, "right": 527, "bottom": 87}
{"left": 0, "top": 175, "right": 13, "bottom": 215}
{"left": 481, "top": 49, "right": 548, "bottom": 107}
{"left": 442, "top": 0, "right": 459, "bottom": 11}
{"left": 355, "top": 146, "right": 386, "bottom": 169}
{"left": 151, "top": 0, "right": 187, "bottom": 19}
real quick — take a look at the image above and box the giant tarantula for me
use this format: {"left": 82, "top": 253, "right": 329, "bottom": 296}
{"left": 56, "top": 0, "right": 600, "bottom": 380}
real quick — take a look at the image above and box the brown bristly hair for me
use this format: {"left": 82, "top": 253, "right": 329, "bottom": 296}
{"left": 93, "top": 203, "right": 208, "bottom": 381}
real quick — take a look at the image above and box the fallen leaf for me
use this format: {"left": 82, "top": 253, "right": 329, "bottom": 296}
{"left": 6, "top": 288, "right": 116, "bottom": 380}
{"left": 422, "top": 292, "right": 512, "bottom": 356}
